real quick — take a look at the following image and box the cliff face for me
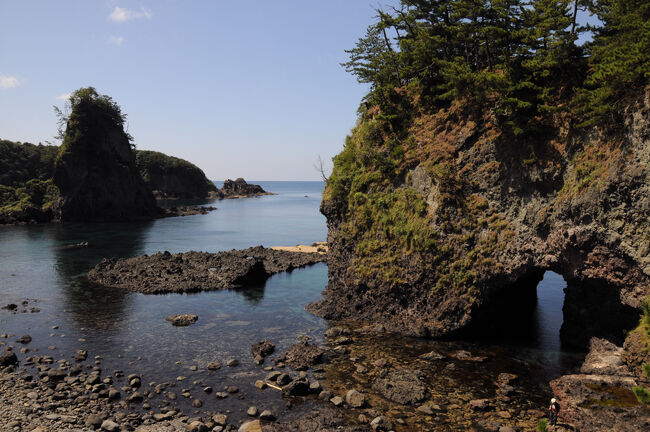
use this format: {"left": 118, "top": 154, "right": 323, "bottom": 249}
{"left": 53, "top": 90, "right": 159, "bottom": 222}
{"left": 309, "top": 89, "right": 650, "bottom": 348}
{"left": 135, "top": 150, "right": 217, "bottom": 199}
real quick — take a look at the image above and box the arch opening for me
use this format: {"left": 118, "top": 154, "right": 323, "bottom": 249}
{"left": 467, "top": 269, "right": 640, "bottom": 352}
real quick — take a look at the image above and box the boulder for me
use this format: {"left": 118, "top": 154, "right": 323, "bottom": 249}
{"left": 165, "top": 314, "right": 198, "bottom": 326}
{"left": 372, "top": 368, "right": 428, "bottom": 405}
{"left": 0, "top": 351, "right": 18, "bottom": 367}
{"left": 345, "top": 389, "right": 366, "bottom": 408}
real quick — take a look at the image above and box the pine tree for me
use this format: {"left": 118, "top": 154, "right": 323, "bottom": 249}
{"left": 579, "top": 0, "right": 650, "bottom": 125}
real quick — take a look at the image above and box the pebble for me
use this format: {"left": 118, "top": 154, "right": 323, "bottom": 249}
{"left": 100, "top": 420, "right": 120, "bottom": 432}
{"left": 207, "top": 361, "right": 221, "bottom": 370}
{"left": 247, "top": 406, "right": 259, "bottom": 416}
{"left": 259, "top": 410, "right": 276, "bottom": 421}
{"left": 227, "top": 358, "right": 239, "bottom": 367}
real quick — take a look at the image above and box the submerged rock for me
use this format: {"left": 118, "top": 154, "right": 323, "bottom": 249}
{"left": 372, "top": 369, "right": 428, "bottom": 405}
{"left": 165, "top": 314, "right": 198, "bottom": 326}
{"left": 251, "top": 340, "right": 275, "bottom": 363}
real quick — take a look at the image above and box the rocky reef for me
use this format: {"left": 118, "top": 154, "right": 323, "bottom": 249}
{"left": 135, "top": 150, "right": 218, "bottom": 199}
{"left": 87, "top": 246, "right": 325, "bottom": 294}
{"left": 214, "top": 178, "right": 273, "bottom": 199}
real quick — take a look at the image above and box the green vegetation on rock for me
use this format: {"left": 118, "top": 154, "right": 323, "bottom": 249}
{"left": 0, "top": 140, "right": 61, "bottom": 223}
{"left": 135, "top": 150, "right": 217, "bottom": 199}
{"left": 632, "top": 298, "right": 650, "bottom": 404}
{"left": 54, "top": 87, "right": 159, "bottom": 221}
{"left": 315, "top": 0, "right": 650, "bottom": 342}
{"left": 343, "top": 0, "right": 649, "bottom": 132}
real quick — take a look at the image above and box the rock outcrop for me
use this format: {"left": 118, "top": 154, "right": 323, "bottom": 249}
{"left": 309, "top": 89, "right": 650, "bottom": 348}
{"left": 87, "top": 246, "right": 325, "bottom": 294}
{"left": 53, "top": 88, "right": 159, "bottom": 221}
{"left": 218, "top": 178, "right": 272, "bottom": 198}
{"left": 549, "top": 338, "right": 650, "bottom": 431}
{"left": 135, "top": 150, "right": 217, "bottom": 199}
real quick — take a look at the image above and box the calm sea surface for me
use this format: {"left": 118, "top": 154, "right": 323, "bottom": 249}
{"left": 0, "top": 180, "right": 582, "bottom": 422}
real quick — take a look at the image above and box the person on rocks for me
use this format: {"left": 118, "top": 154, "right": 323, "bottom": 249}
{"left": 548, "top": 397, "right": 560, "bottom": 426}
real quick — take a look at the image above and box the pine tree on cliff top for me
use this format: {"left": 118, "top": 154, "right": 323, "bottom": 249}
{"left": 578, "top": 0, "right": 650, "bottom": 125}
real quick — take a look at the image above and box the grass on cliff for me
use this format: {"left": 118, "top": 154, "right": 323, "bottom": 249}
{"left": 324, "top": 96, "right": 514, "bottom": 302}
{"left": 632, "top": 298, "right": 650, "bottom": 404}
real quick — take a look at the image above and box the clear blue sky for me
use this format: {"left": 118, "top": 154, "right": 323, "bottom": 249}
{"left": 0, "top": 1, "right": 596, "bottom": 181}
{"left": 0, "top": 1, "right": 398, "bottom": 181}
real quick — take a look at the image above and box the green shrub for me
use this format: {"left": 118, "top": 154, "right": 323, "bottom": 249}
{"left": 537, "top": 418, "right": 548, "bottom": 432}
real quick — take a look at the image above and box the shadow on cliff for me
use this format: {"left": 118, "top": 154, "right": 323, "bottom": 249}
{"left": 464, "top": 268, "right": 639, "bottom": 351}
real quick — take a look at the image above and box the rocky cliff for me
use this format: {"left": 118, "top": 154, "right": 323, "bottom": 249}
{"left": 135, "top": 150, "right": 217, "bottom": 199}
{"left": 53, "top": 88, "right": 159, "bottom": 222}
{"left": 309, "top": 89, "right": 650, "bottom": 350}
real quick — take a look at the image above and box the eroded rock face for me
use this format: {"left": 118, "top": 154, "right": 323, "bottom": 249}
{"left": 220, "top": 178, "right": 271, "bottom": 198}
{"left": 310, "top": 90, "right": 650, "bottom": 347}
{"left": 54, "top": 94, "right": 159, "bottom": 222}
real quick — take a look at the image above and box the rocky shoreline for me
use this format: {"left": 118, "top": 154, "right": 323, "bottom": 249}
{"left": 1, "top": 318, "right": 572, "bottom": 432}
{"left": 549, "top": 338, "right": 650, "bottom": 431}
{"left": 87, "top": 246, "right": 325, "bottom": 294}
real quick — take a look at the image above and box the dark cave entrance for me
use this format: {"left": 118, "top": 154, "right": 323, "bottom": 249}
{"left": 470, "top": 270, "right": 640, "bottom": 352}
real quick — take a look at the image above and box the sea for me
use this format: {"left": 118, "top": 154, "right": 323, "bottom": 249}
{"left": 0, "top": 180, "right": 582, "bottom": 424}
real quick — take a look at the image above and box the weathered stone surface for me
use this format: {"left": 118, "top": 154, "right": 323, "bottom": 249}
{"left": 251, "top": 340, "right": 275, "bottom": 360}
{"left": 372, "top": 369, "right": 428, "bottom": 405}
{"left": 308, "top": 91, "right": 650, "bottom": 350}
{"left": 274, "top": 341, "right": 325, "bottom": 370}
{"left": 345, "top": 389, "right": 366, "bottom": 408}
{"left": 469, "top": 399, "right": 491, "bottom": 411}
{"left": 0, "top": 351, "right": 18, "bottom": 367}
{"left": 220, "top": 178, "right": 272, "bottom": 198}
{"left": 164, "top": 314, "right": 198, "bottom": 326}
{"left": 239, "top": 420, "right": 263, "bottom": 432}
{"left": 282, "top": 378, "right": 310, "bottom": 396}
{"left": 88, "top": 246, "right": 325, "bottom": 294}
{"left": 53, "top": 90, "right": 160, "bottom": 222}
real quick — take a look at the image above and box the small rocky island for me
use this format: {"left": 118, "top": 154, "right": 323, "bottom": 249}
{"left": 88, "top": 246, "right": 325, "bottom": 294}
{"left": 210, "top": 178, "right": 273, "bottom": 200}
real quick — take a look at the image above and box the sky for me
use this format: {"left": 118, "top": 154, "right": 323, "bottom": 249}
{"left": 0, "top": 0, "right": 398, "bottom": 181}
{"left": 0, "top": 1, "right": 597, "bottom": 181}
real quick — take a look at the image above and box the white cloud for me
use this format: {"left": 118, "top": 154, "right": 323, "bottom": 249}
{"left": 109, "top": 6, "right": 152, "bottom": 22}
{"left": 107, "top": 35, "right": 125, "bottom": 46}
{"left": 56, "top": 93, "right": 71, "bottom": 101}
{"left": 0, "top": 75, "right": 20, "bottom": 89}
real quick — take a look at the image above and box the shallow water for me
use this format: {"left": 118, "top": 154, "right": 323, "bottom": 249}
{"left": 0, "top": 181, "right": 584, "bottom": 426}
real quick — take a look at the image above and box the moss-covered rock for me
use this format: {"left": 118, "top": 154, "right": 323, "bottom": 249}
{"left": 309, "top": 87, "right": 650, "bottom": 344}
{"left": 135, "top": 150, "right": 217, "bottom": 199}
